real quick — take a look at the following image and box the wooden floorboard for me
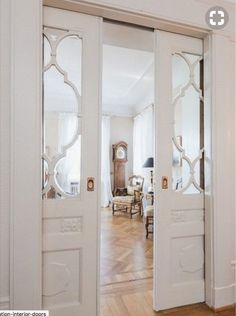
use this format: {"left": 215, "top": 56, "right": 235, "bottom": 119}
{"left": 100, "top": 207, "right": 235, "bottom": 316}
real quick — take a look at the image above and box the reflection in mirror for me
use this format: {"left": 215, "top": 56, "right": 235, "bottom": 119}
{"left": 43, "top": 65, "right": 80, "bottom": 159}
{"left": 172, "top": 158, "right": 191, "bottom": 192}
{"left": 174, "top": 86, "right": 200, "bottom": 161}
{"left": 185, "top": 183, "right": 200, "bottom": 194}
{"left": 172, "top": 139, "right": 181, "bottom": 192}
{"left": 43, "top": 27, "right": 82, "bottom": 198}
{"left": 42, "top": 159, "right": 49, "bottom": 189}
{"left": 43, "top": 187, "right": 58, "bottom": 199}
{"left": 44, "top": 65, "right": 79, "bottom": 114}
{"left": 44, "top": 27, "right": 67, "bottom": 43}
{"left": 172, "top": 53, "right": 203, "bottom": 194}
{"left": 172, "top": 54, "right": 189, "bottom": 92}
{"left": 183, "top": 52, "right": 200, "bottom": 65}
{"left": 55, "top": 137, "right": 81, "bottom": 196}
{"left": 57, "top": 35, "right": 82, "bottom": 94}
{"left": 44, "top": 111, "right": 79, "bottom": 158}
{"left": 43, "top": 35, "right": 51, "bottom": 67}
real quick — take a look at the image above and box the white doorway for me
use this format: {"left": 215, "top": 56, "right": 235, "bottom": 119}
{"left": 8, "top": 0, "right": 236, "bottom": 313}
{"left": 100, "top": 21, "right": 155, "bottom": 315}
{"left": 99, "top": 21, "right": 206, "bottom": 314}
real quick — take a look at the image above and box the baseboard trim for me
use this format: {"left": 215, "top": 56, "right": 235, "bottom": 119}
{"left": 211, "top": 304, "right": 235, "bottom": 312}
{"left": 0, "top": 296, "right": 10, "bottom": 309}
{"left": 213, "top": 283, "right": 236, "bottom": 309}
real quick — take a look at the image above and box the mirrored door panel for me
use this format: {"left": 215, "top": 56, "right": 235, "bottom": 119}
{"left": 43, "top": 28, "right": 82, "bottom": 198}
{"left": 172, "top": 53, "right": 204, "bottom": 194}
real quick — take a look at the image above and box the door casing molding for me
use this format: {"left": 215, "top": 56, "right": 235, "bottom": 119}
{"left": 43, "top": 0, "right": 210, "bottom": 38}
{"left": 5, "top": 0, "right": 235, "bottom": 312}
{"left": 8, "top": 0, "right": 43, "bottom": 309}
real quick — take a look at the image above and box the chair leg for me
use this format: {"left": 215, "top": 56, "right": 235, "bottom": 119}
{"left": 112, "top": 203, "right": 115, "bottom": 215}
{"left": 140, "top": 203, "right": 143, "bottom": 217}
{"left": 145, "top": 216, "right": 149, "bottom": 238}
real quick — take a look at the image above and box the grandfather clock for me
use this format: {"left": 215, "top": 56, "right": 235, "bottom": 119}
{"left": 112, "top": 141, "right": 128, "bottom": 193}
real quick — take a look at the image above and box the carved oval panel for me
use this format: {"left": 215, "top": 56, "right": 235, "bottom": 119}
{"left": 43, "top": 262, "right": 71, "bottom": 297}
{"left": 179, "top": 244, "right": 204, "bottom": 273}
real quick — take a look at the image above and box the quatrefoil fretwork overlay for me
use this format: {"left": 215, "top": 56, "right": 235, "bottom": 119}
{"left": 172, "top": 53, "right": 204, "bottom": 194}
{"left": 42, "top": 27, "right": 82, "bottom": 199}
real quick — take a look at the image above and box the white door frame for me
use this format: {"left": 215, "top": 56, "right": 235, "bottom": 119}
{"left": 5, "top": 0, "right": 235, "bottom": 312}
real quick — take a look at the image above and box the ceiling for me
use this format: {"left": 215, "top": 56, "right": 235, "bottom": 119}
{"left": 102, "top": 44, "right": 154, "bottom": 117}
{"left": 102, "top": 22, "right": 154, "bottom": 117}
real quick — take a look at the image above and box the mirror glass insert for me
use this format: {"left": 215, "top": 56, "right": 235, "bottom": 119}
{"left": 172, "top": 52, "right": 204, "bottom": 194}
{"left": 43, "top": 28, "right": 82, "bottom": 198}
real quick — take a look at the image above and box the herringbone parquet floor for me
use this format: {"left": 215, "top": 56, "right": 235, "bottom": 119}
{"left": 100, "top": 207, "right": 235, "bottom": 316}
{"left": 100, "top": 207, "right": 153, "bottom": 287}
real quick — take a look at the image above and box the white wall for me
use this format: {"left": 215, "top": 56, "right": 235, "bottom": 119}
{"left": 70, "top": 0, "right": 235, "bottom": 38}
{"left": 110, "top": 116, "right": 133, "bottom": 190}
{"left": 210, "top": 33, "right": 236, "bottom": 308}
{"left": 0, "top": 0, "right": 42, "bottom": 309}
{"left": 0, "top": 0, "right": 10, "bottom": 309}
{"left": 234, "top": 41, "right": 236, "bottom": 306}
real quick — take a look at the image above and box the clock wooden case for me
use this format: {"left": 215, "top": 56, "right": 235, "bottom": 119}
{"left": 112, "top": 141, "right": 128, "bottom": 193}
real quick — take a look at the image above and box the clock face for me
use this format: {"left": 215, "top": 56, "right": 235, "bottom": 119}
{"left": 116, "top": 146, "right": 126, "bottom": 159}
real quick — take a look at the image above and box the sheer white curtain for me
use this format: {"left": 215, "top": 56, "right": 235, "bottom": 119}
{"left": 133, "top": 105, "right": 154, "bottom": 190}
{"left": 57, "top": 113, "right": 81, "bottom": 194}
{"left": 101, "top": 116, "right": 113, "bottom": 207}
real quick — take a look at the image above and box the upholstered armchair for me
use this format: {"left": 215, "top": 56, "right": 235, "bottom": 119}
{"left": 112, "top": 175, "right": 144, "bottom": 218}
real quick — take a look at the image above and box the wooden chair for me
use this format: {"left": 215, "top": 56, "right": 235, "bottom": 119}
{"left": 144, "top": 205, "right": 154, "bottom": 238}
{"left": 112, "top": 175, "right": 144, "bottom": 218}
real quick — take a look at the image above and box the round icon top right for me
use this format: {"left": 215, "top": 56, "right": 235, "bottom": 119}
{"left": 205, "top": 6, "right": 229, "bottom": 30}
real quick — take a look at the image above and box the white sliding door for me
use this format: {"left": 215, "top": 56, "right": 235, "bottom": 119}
{"left": 42, "top": 7, "right": 101, "bottom": 316}
{"left": 154, "top": 30, "right": 205, "bottom": 310}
